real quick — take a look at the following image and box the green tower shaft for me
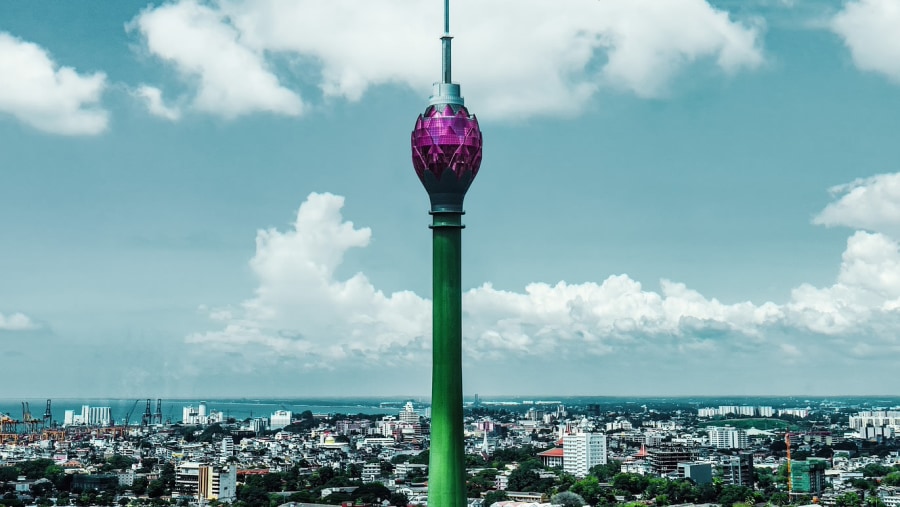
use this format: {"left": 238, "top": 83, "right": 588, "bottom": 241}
{"left": 428, "top": 210, "right": 466, "bottom": 507}
{"left": 410, "top": 3, "right": 483, "bottom": 507}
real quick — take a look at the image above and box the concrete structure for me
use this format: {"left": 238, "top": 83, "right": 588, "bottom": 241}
{"left": 678, "top": 462, "right": 713, "bottom": 485}
{"left": 65, "top": 405, "right": 111, "bottom": 426}
{"left": 410, "top": 2, "right": 483, "bottom": 507}
{"left": 175, "top": 462, "right": 237, "bottom": 503}
{"left": 708, "top": 426, "right": 749, "bottom": 449}
{"left": 221, "top": 436, "right": 234, "bottom": 457}
{"left": 563, "top": 432, "right": 607, "bottom": 478}
{"left": 270, "top": 410, "right": 292, "bottom": 430}
{"left": 721, "top": 453, "right": 754, "bottom": 487}
{"left": 849, "top": 411, "right": 900, "bottom": 430}
{"left": 399, "top": 402, "right": 420, "bottom": 424}
{"left": 183, "top": 403, "right": 225, "bottom": 425}
{"left": 790, "top": 459, "right": 827, "bottom": 495}
{"left": 649, "top": 447, "right": 695, "bottom": 476}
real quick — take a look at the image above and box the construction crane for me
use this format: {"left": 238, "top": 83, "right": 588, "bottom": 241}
{"left": 785, "top": 433, "right": 793, "bottom": 496}
{"left": 124, "top": 399, "right": 140, "bottom": 428}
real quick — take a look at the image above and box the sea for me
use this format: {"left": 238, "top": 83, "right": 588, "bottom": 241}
{"left": 0, "top": 398, "right": 414, "bottom": 426}
{"left": 4, "top": 395, "right": 898, "bottom": 426}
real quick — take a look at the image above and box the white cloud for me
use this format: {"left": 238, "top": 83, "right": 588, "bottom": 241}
{"left": 129, "top": 0, "right": 303, "bottom": 118}
{"left": 787, "top": 231, "right": 900, "bottom": 335}
{"left": 134, "top": 85, "right": 182, "bottom": 121}
{"left": 187, "top": 193, "right": 431, "bottom": 367}
{"left": 132, "top": 0, "right": 763, "bottom": 119}
{"left": 0, "top": 32, "right": 107, "bottom": 135}
{"left": 831, "top": 0, "right": 900, "bottom": 83}
{"left": 0, "top": 312, "right": 37, "bottom": 331}
{"left": 193, "top": 182, "right": 900, "bottom": 374}
{"left": 814, "top": 173, "right": 900, "bottom": 236}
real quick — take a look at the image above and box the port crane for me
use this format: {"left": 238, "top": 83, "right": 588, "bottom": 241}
{"left": 141, "top": 399, "right": 152, "bottom": 428}
{"left": 43, "top": 400, "right": 52, "bottom": 428}
{"left": 22, "top": 402, "right": 41, "bottom": 433}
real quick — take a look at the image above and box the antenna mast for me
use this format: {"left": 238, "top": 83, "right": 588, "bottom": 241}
{"left": 441, "top": 0, "right": 452, "bottom": 84}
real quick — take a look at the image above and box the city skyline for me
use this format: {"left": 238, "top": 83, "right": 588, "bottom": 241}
{"left": 3, "top": 0, "right": 900, "bottom": 397}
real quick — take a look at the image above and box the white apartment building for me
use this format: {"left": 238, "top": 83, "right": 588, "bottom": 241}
{"left": 778, "top": 408, "right": 809, "bottom": 418}
{"left": 270, "top": 410, "right": 292, "bottom": 430}
{"left": 563, "top": 432, "right": 607, "bottom": 478}
{"left": 221, "top": 437, "right": 234, "bottom": 457}
{"left": 698, "top": 406, "right": 775, "bottom": 418}
{"left": 707, "top": 427, "right": 749, "bottom": 449}
{"left": 849, "top": 411, "right": 900, "bottom": 430}
{"left": 399, "top": 402, "right": 420, "bottom": 424}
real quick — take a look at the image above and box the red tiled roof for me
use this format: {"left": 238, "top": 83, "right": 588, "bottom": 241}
{"left": 537, "top": 448, "right": 564, "bottom": 457}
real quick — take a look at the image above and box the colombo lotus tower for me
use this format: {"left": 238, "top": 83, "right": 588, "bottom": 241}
{"left": 410, "top": 2, "right": 483, "bottom": 507}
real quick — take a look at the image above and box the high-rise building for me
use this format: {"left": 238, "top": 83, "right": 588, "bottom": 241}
{"left": 790, "top": 459, "right": 827, "bottom": 495}
{"left": 707, "top": 427, "right": 749, "bottom": 449}
{"left": 721, "top": 453, "right": 754, "bottom": 487}
{"left": 563, "top": 432, "right": 607, "bottom": 478}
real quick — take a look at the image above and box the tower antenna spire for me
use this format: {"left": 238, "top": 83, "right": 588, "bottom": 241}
{"left": 441, "top": 0, "right": 452, "bottom": 84}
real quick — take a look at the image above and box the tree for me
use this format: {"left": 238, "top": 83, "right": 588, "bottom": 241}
{"left": 131, "top": 478, "right": 148, "bottom": 496}
{"left": 238, "top": 483, "right": 271, "bottom": 507}
{"left": 160, "top": 463, "right": 176, "bottom": 491}
{"left": 551, "top": 491, "right": 586, "bottom": 507}
{"left": 19, "top": 459, "right": 55, "bottom": 480}
{"left": 507, "top": 460, "right": 554, "bottom": 493}
{"left": 346, "top": 463, "right": 362, "bottom": 479}
{"left": 835, "top": 492, "right": 862, "bottom": 507}
{"left": 389, "top": 492, "right": 409, "bottom": 507}
{"left": 611, "top": 474, "right": 649, "bottom": 495}
{"left": 883, "top": 471, "right": 900, "bottom": 487}
{"left": 352, "top": 483, "right": 391, "bottom": 504}
{"left": 589, "top": 461, "right": 622, "bottom": 481}
{"left": 106, "top": 455, "right": 137, "bottom": 471}
{"left": 483, "top": 491, "right": 509, "bottom": 507}
{"left": 861, "top": 464, "right": 892, "bottom": 478}
{"left": 146, "top": 480, "right": 164, "bottom": 499}
{"left": 467, "top": 470, "right": 498, "bottom": 497}
{"left": 570, "top": 477, "right": 603, "bottom": 506}
{"left": 769, "top": 492, "right": 790, "bottom": 506}
{"left": 717, "top": 485, "right": 752, "bottom": 507}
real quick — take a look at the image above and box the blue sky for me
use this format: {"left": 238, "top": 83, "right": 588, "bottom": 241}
{"left": 2, "top": 0, "right": 900, "bottom": 398}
